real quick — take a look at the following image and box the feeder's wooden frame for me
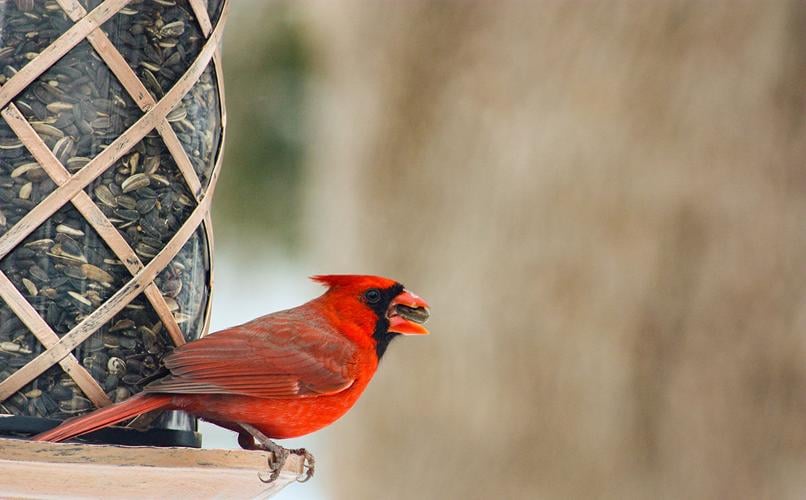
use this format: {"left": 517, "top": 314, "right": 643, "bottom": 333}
{"left": 0, "top": 0, "right": 230, "bottom": 409}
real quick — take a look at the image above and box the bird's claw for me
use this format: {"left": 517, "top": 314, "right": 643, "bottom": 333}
{"left": 259, "top": 447, "right": 290, "bottom": 484}
{"left": 241, "top": 424, "right": 315, "bottom": 484}
{"left": 290, "top": 448, "right": 315, "bottom": 482}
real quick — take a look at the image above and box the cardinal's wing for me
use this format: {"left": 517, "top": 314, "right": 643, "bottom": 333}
{"left": 144, "top": 311, "right": 357, "bottom": 399}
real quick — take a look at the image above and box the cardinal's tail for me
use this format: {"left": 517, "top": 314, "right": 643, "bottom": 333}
{"left": 32, "top": 393, "right": 173, "bottom": 443}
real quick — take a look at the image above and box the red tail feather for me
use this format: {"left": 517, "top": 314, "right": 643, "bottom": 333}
{"left": 32, "top": 394, "right": 172, "bottom": 443}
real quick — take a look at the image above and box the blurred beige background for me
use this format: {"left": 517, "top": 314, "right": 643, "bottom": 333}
{"left": 213, "top": 1, "right": 806, "bottom": 499}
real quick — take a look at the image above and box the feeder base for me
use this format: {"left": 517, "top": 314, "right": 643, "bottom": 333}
{"left": 0, "top": 414, "right": 202, "bottom": 448}
{"left": 0, "top": 437, "right": 304, "bottom": 499}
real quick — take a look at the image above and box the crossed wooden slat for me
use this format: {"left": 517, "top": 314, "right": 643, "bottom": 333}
{"left": 0, "top": 0, "right": 229, "bottom": 407}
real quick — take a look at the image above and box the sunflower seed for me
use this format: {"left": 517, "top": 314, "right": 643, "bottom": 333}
{"left": 81, "top": 263, "right": 114, "bottom": 284}
{"left": 21, "top": 278, "right": 37, "bottom": 296}
{"left": 67, "top": 291, "right": 91, "bottom": 306}
{"left": 121, "top": 173, "right": 150, "bottom": 193}
{"left": 56, "top": 224, "right": 84, "bottom": 237}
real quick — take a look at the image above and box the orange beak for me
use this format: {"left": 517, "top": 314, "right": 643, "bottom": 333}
{"left": 387, "top": 289, "right": 430, "bottom": 335}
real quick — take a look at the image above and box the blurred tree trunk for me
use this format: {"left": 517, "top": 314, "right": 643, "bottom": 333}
{"left": 301, "top": 1, "right": 806, "bottom": 498}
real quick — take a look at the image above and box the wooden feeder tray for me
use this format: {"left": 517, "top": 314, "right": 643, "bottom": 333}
{"left": 0, "top": 437, "right": 304, "bottom": 499}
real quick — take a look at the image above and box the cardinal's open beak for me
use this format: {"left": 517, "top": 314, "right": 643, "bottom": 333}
{"left": 387, "top": 289, "right": 430, "bottom": 335}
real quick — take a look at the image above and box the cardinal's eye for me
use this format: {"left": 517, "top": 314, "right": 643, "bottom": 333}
{"left": 364, "top": 288, "right": 382, "bottom": 304}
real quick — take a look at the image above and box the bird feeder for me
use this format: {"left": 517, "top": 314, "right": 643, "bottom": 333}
{"left": 0, "top": 0, "right": 229, "bottom": 446}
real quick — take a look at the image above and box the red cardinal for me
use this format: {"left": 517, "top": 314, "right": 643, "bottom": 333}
{"left": 33, "top": 275, "right": 430, "bottom": 482}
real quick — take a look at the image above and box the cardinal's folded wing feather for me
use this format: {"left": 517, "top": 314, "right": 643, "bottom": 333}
{"left": 144, "top": 313, "right": 357, "bottom": 399}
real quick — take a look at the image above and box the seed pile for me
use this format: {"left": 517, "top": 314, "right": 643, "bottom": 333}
{"left": 0, "top": 293, "right": 173, "bottom": 418}
{"left": 154, "top": 228, "right": 209, "bottom": 339}
{"left": 170, "top": 65, "right": 221, "bottom": 189}
{"left": 85, "top": 133, "right": 197, "bottom": 264}
{"left": 95, "top": 0, "right": 221, "bottom": 189}
{"left": 0, "top": 119, "right": 57, "bottom": 233}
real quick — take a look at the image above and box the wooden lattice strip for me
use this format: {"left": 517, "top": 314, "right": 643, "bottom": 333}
{"left": 198, "top": 50, "right": 228, "bottom": 335}
{"left": 0, "top": 0, "right": 132, "bottom": 111}
{"left": 188, "top": 1, "right": 227, "bottom": 340}
{"left": 57, "top": 0, "right": 87, "bottom": 19}
{"left": 188, "top": 0, "right": 214, "bottom": 38}
{"left": 0, "top": 270, "right": 111, "bottom": 407}
{"left": 159, "top": 124, "right": 204, "bottom": 200}
{"left": 198, "top": 215, "right": 214, "bottom": 336}
{"left": 0, "top": 180, "right": 215, "bottom": 400}
{"left": 0, "top": 104, "right": 185, "bottom": 348}
{"left": 0, "top": 13, "right": 227, "bottom": 261}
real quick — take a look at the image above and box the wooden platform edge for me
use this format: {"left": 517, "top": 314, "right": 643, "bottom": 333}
{"left": 0, "top": 437, "right": 303, "bottom": 499}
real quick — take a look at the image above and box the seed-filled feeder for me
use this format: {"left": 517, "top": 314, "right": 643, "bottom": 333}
{"left": 0, "top": 0, "right": 229, "bottom": 447}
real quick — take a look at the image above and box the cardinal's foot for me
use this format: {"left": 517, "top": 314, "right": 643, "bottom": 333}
{"left": 260, "top": 443, "right": 290, "bottom": 484}
{"left": 290, "top": 447, "right": 315, "bottom": 482}
{"left": 239, "top": 423, "right": 293, "bottom": 483}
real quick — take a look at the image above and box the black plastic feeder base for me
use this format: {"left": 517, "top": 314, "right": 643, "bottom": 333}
{"left": 0, "top": 415, "right": 202, "bottom": 448}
